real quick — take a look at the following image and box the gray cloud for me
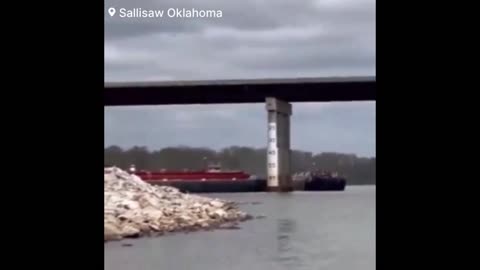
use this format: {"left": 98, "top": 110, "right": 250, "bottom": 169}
{"left": 105, "top": 0, "right": 375, "bottom": 81}
{"left": 104, "top": 0, "right": 376, "bottom": 156}
{"left": 105, "top": 0, "right": 375, "bottom": 39}
{"left": 105, "top": 102, "right": 376, "bottom": 157}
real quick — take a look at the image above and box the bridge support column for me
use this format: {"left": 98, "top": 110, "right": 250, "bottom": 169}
{"left": 266, "top": 97, "right": 293, "bottom": 192}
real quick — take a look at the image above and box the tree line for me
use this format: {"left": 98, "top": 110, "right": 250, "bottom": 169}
{"left": 105, "top": 145, "right": 375, "bottom": 185}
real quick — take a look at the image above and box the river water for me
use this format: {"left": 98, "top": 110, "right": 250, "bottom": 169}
{"left": 105, "top": 186, "right": 375, "bottom": 270}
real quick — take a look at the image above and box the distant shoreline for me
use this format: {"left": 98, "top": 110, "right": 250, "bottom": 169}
{"left": 105, "top": 145, "right": 375, "bottom": 185}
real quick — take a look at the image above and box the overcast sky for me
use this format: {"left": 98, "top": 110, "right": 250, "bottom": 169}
{"left": 104, "top": 0, "right": 376, "bottom": 157}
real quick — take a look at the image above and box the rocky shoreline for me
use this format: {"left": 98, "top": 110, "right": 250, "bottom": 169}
{"left": 104, "top": 167, "right": 252, "bottom": 242}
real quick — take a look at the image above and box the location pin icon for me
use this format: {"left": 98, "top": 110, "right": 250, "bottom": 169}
{"left": 108, "top": 7, "right": 116, "bottom": 17}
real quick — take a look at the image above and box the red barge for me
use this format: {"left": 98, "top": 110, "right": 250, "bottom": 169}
{"left": 133, "top": 163, "right": 266, "bottom": 193}
{"left": 130, "top": 163, "right": 346, "bottom": 193}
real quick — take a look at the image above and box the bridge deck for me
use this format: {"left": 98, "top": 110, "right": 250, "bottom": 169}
{"left": 104, "top": 76, "right": 376, "bottom": 106}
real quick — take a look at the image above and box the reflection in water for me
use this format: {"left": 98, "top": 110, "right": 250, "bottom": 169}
{"left": 276, "top": 218, "right": 304, "bottom": 269}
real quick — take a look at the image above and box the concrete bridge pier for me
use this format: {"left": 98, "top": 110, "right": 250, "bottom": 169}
{"left": 266, "top": 97, "right": 293, "bottom": 192}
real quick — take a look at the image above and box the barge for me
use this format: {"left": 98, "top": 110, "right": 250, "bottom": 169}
{"left": 131, "top": 164, "right": 346, "bottom": 193}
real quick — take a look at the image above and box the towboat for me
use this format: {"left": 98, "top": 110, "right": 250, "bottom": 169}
{"left": 293, "top": 170, "right": 347, "bottom": 191}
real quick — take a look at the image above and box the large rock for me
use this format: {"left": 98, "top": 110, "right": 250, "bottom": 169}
{"left": 104, "top": 167, "right": 252, "bottom": 242}
{"left": 209, "top": 200, "right": 225, "bottom": 208}
{"left": 121, "top": 224, "right": 141, "bottom": 238}
{"left": 105, "top": 223, "right": 122, "bottom": 241}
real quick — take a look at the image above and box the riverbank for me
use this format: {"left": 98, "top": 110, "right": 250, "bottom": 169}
{"left": 104, "top": 167, "right": 252, "bottom": 242}
{"left": 105, "top": 186, "right": 376, "bottom": 270}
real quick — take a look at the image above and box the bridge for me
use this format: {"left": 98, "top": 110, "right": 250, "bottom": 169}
{"left": 104, "top": 76, "right": 375, "bottom": 106}
{"left": 104, "top": 76, "right": 376, "bottom": 192}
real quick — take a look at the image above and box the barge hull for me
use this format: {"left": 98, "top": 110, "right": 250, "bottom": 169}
{"left": 145, "top": 178, "right": 345, "bottom": 193}
{"left": 304, "top": 177, "right": 346, "bottom": 191}
{"left": 147, "top": 179, "right": 266, "bottom": 193}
